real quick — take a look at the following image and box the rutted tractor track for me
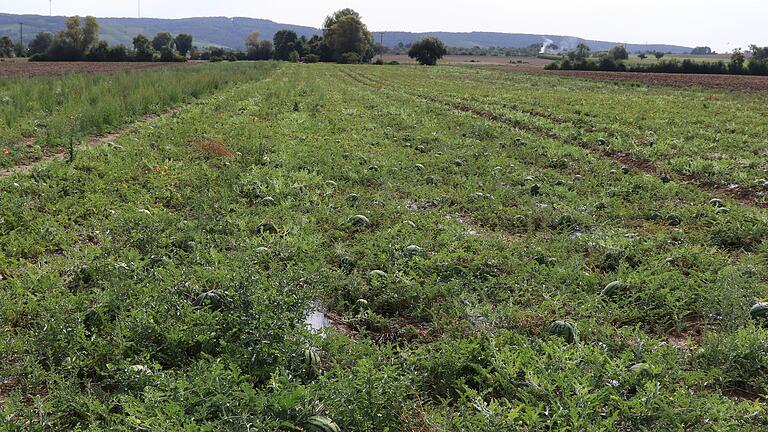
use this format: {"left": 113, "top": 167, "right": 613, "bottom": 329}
{"left": 341, "top": 68, "right": 768, "bottom": 209}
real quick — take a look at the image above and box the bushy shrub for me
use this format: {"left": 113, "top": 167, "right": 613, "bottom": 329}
{"left": 547, "top": 55, "right": 768, "bottom": 76}
{"left": 106, "top": 45, "right": 129, "bottom": 62}
{"left": 339, "top": 52, "right": 361, "bottom": 64}
{"left": 408, "top": 36, "right": 448, "bottom": 66}
{"left": 608, "top": 44, "right": 629, "bottom": 60}
{"left": 599, "top": 56, "right": 620, "bottom": 71}
{"left": 748, "top": 59, "right": 768, "bottom": 75}
{"left": 304, "top": 54, "right": 320, "bottom": 63}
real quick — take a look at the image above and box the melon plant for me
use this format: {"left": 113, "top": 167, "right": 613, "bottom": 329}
{"left": 750, "top": 303, "right": 768, "bottom": 319}
{"left": 405, "top": 245, "right": 423, "bottom": 256}
{"left": 555, "top": 213, "right": 575, "bottom": 229}
{"left": 709, "top": 198, "right": 723, "bottom": 208}
{"left": 665, "top": 213, "right": 681, "bottom": 226}
{"left": 621, "top": 165, "right": 630, "bottom": 174}
{"left": 414, "top": 164, "right": 425, "bottom": 171}
{"left": 630, "top": 362, "right": 653, "bottom": 378}
{"left": 354, "top": 299, "right": 370, "bottom": 312}
{"left": 368, "top": 270, "right": 388, "bottom": 282}
{"left": 346, "top": 193, "right": 359, "bottom": 202}
{"left": 193, "top": 291, "right": 224, "bottom": 310}
{"left": 128, "top": 364, "right": 152, "bottom": 375}
{"left": 340, "top": 255, "right": 356, "bottom": 272}
{"left": 602, "top": 281, "right": 624, "bottom": 298}
{"left": 530, "top": 183, "right": 542, "bottom": 196}
{"left": 548, "top": 320, "right": 577, "bottom": 343}
{"left": 325, "top": 180, "right": 337, "bottom": 188}
{"left": 261, "top": 197, "right": 276, "bottom": 206}
{"left": 255, "top": 221, "right": 278, "bottom": 235}
{"left": 403, "top": 220, "right": 417, "bottom": 228}
{"left": 304, "top": 349, "right": 321, "bottom": 375}
{"left": 368, "top": 165, "right": 379, "bottom": 172}
{"left": 348, "top": 215, "right": 370, "bottom": 227}
{"left": 83, "top": 308, "right": 103, "bottom": 334}
{"left": 304, "top": 416, "right": 341, "bottom": 432}
{"left": 534, "top": 255, "right": 557, "bottom": 266}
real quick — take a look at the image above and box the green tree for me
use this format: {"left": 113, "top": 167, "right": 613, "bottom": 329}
{"left": 749, "top": 45, "right": 768, "bottom": 62}
{"left": 608, "top": 44, "right": 629, "bottom": 61}
{"left": 0, "top": 36, "right": 13, "bottom": 58}
{"left": 322, "top": 9, "right": 374, "bottom": 62}
{"left": 48, "top": 16, "right": 99, "bottom": 60}
{"left": 307, "top": 35, "right": 333, "bottom": 62}
{"left": 567, "top": 43, "right": 591, "bottom": 61}
{"left": 638, "top": 52, "right": 648, "bottom": 60}
{"left": 254, "top": 40, "right": 274, "bottom": 60}
{"left": 408, "top": 37, "right": 448, "bottom": 65}
{"left": 86, "top": 40, "right": 110, "bottom": 61}
{"left": 28, "top": 32, "right": 53, "bottom": 55}
{"left": 654, "top": 51, "right": 665, "bottom": 60}
{"left": 691, "top": 46, "right": 713, "bottom": 55}
{"left": 730, "top": 48, "right": 746, "bottom": 72}
{"left": 133, "top": 34, "right": 153, "bottom": 61}
{"left": 245, "top": 31, "right": 261, "bottom": 52}
{"left": 273, "top": 30, "right": 298, "bottom": 61}
{"left": 152, "top": 32, "right": 174, "bottom": 51}
{"left": 174, "top": 34, "right": 193, "bottom": 56}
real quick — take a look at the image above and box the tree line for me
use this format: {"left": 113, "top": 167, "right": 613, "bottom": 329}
{"left": 6, "top": 16, "right": 191, "bottom": 62}
{"left": 545, "top": 43, "right": 768, "bottom": 76}
{"left": 1, "top": 10, "right": 450, "bottom": 66}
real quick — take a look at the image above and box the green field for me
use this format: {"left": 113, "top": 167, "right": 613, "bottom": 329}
{"left": 623, "top": 54, "right": 731, "bottom": 65}
{"left": 0, "top": 63, "right": 279, "bottom": 169}
{"left": 1, "top": 62, "right": 768, "bottom": 430}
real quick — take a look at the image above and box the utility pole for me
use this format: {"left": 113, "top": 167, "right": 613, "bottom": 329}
{"left": 49, "top": 0, "right": 52, "bottom": 16}
{"left": 379, "top": 32, "right": 383, "bottom": 62}
{"left": 138, "top": 0, "right": 141, "bottom": 18}
{"left": 19, "top": 23, "right": 23, "bottom": 56}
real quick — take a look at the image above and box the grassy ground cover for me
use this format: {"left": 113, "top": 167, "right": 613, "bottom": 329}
{"left": 0, "top": 62, "right": 767, "bottom": 430}
{"left": 0, "top": 62, "right": 279, "bottom": 169}
{"left": 353, "top": 65, "right": 768, "bottom": 198}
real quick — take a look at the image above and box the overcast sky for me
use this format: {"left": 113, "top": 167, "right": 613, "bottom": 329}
{"left": 4, "top": 0, "right": 765, "bottom": 51}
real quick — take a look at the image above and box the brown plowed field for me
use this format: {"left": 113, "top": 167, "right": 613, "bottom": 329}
{"left": 0, "top": 61, "right": 201, "bottom": 79}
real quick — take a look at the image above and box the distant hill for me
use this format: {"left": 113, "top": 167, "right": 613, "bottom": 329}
{"left": 0, "top": 14, "right": 319, "bottom": 49}
{"left": 382, "top": 32, "right": 691, "bottom": 54}
{"left": 0, "top": 13, "right": 692, "bottom": 53}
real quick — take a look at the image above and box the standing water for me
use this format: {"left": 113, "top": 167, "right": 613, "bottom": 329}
{"left": 304, "top": 302, "right": 331, "bottom": 332}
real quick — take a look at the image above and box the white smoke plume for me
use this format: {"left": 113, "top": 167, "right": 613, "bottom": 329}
{"left": 540, "top": 38, "right": 554, "bottom": 54}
